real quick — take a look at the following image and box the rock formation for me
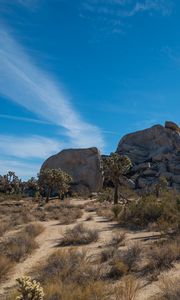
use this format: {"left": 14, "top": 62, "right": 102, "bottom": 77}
{"left": 117, "top": 121, "right": 180, "bottom": 192}
{"left": 41, "top": 147, "right": 103, "bottom": 196}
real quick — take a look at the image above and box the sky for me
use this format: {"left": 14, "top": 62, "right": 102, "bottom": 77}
{"left": 0, "top": 0, "right": 180, "bottom": 179}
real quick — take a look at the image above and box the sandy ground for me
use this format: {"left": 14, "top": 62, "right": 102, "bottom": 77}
{"left": 0, "top": 198, "right": 180, "bottom": 299}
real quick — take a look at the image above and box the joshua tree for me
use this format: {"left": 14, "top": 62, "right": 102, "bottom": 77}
{"left": 0, "top": 171, "right": 21, "bottom": 194}
{"left": 38, "top": 168, "right": 72, "bottom": 202}
{"left": 155, "top": 176, "right": 168, "bottom": 198}
{"left": 103, "top": 153, "right": 132, "bottom": 204}
{"left": 25, "top": 177, "right": 39, "bottom": 197}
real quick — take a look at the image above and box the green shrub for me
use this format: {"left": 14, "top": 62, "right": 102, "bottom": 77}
{"left": 118, "top": 191, "right": 180, "bottom": 231}
{"left": 97, "top": 188, "right": 114, "bottom": 203}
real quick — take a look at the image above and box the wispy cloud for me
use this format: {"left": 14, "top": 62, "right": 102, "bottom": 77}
{"left": 81, "top": 0, "right": 173, "bottom": 34}
{"left": 0, "top": 28, "right": 104, "bottom": 150}
{"left": 0, "top": 158, "right": 41, "bottom": 178}
{"left": 0, "top": 114, "right": 52, "bottom": 125}
{"left": 0, "top": 0, "right": 37, "bottom": 10}
{"left": 0, "top": 135, "right": 63, "bottom": 159}
{"left": 162, "top": 46, "right": 180, "bottom": 65}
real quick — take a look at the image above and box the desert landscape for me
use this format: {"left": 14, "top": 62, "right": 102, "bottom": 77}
{"left": 0, "top": 121, "right": 180, "bottom": 300}
{"left": 0, "top": 1, "right": 180, "bottom": 299}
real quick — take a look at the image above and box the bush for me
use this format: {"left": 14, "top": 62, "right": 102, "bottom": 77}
{"left": 112, "top": 204, "right": 123, "bottom": 219}
{"left": 158, "top": 275, "right": 180, "bottom": 300}
{"left": 97, "top": 188, "right": 114, "bottom": 203}
{"left": 114, "top": 275, "right": 140, "bottom": 300}
{"left": 23, "top": 223, "right": 44, "bottom": 238}
{"left": 36, "top": 204, "right": 82, "bottom": 224}
{"left": 108, "top": 232, "right": 126, "bottom": 248}
{"left": 35, "top": 249, "right": 101, "bottom": 287}
{"left": 0, "top": 219, "right": 11, "bottom": 237}
{"left": 147, "top": 241, "right": 180, "bottom": 273}
{"left": 122, "top": 243, "right": 142, "bottom": 272}
{"left": 43, "top": 281, "right": 110, "bottom": 300}
{"left": 118, "top": 191, "right": 180, "bottom": 231}
{"left": 108, "top": 261, "right": 128, "bottom": 279}
{"left": 0, "top": 223, "right": 44, "bottom": 263}
{"left": 59, "top": 224, "right": 98, "bottom": 246}
{"left": 0, "top": 255, "right": 14, "bottom": 281}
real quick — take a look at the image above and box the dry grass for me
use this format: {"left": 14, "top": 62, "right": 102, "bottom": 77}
{"left": 35, "top": 249, "right": 102, "bottom": 285}
{"left": 158, "top": 275, "right": 180, "bottom": 300}
{"left": 114, "top": 276, "right": 141, "bottom": 300}
{"left": 59, "top": 223, "right": 99, "bottom": 246}
{"left": 0, "top": 219, "right": 11, "bottom": 237}
{"left": 0, "top": 255, "right": 14, "bottom": 281}
{"left": 97, "top": 207, "right": 114, "bottom": 220}
{"left": 85, "top": 215, "right": 94, "bottom": 221}
{"left": 122, "top": 243, "right": 142, "bottom": 272}
{"left": 108, "top": 260, "right": 129, "bottom": 279}
{"left": 0, "top": 223, "right": 44, "bottom": 263}
{"left": 146, "top": 241, "right": 180, "bottom": 274}
{"left": 35, "top": 203, "right": 83, "bottom": 224}
{"left": 108, "top": 232, "right": 126, "bottom": 248}
{"left": 32, "top": 249, "right": 109, "bottom": 300}
{"left": 0, "top": 199, "right": 83, "bottom": 230}
{"left": 44, "top": 280, "right": 110, "bottom": 300}
{"left": 102, "top": 243, "right": 142, "bottom": 279}
{"left": 23, "top": 223, "right": 44, "bottom": 238}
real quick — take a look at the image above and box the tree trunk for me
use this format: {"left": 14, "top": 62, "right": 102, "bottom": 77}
{"left": 46, "top": 188, "right": 51, "bottom": 203}
{"left": 114, "top": 185, "right": 118, "bottom": 205}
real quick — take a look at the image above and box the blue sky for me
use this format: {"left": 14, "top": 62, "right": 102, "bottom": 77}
{"left": 0, "top": 0, "right": 180, "bottom": 178}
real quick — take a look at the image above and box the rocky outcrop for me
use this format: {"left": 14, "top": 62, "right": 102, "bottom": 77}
{"left": 117, "top": 121, "right": 180, "bottom": 192}
{"left": 41, "top": 147, "right": 103, "bottom": 196}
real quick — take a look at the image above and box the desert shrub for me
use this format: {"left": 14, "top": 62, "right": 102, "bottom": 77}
{"left": 112, "top": 204, "right": 123, "bottom": 219}
{"left": 36, "top": 204, "right": 82, "bottom": 224}
{"left": 0, "top": 219, "right": 11, "bottom": 237}
{"left": 0, "top": 234, "right": 38, "bottom": 262}
{"left": 0, "top": 223, "right": 44, "bottom": 263}
{"left": 43, "top": 280, "right": 110, "bottom": 300}
{"left": 97, "top": 206, "right": 114, "bottom": 220}
{"left": 146, "top": 240, "right": 180, "bottom": 273}
{"left": 0, "top": 255, "right": 14, "bottom": 281}
{"left": 23, "top": 223, "right": 44, "bottom": 238}
{"left": 15, "top": 276, "right": 44, "bottom": 300}
{"left": 121, "top": 243, "right": 142, "bottom": 272}
{"left": 108, "top": 232, "right": 126, "bottom": 248}
{"left": 85, "top": 215, "right": 93, "bottom": 221}
{"left": 35, "top": 249, "right": 101, "bottom": 287}
{"left": 101, "top": 247, "right": 116, "bottom": 263}
{"left": 108, "top": 261, "right": 128, "bottom": 279}
{"left": 114, "top": 275, "right": 140, "bottom": 300}
{"left": 158, "top": 275, "right": 180, "bottom": 300}
{"left": 11, "top": 211, "right": 34, "bottom": 226}
{"left": 103, "top": 243, "right": 141, "bottom": 279}
{"left": 59, "top": 223, "right": 98, "bottom": 246}
{"left": 97, "top": 188, "right": 114, "bottom": 203}
{"left": 118, "top": 192, "right": 180, "bottom": 230}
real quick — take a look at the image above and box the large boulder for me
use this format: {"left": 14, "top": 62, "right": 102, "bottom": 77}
{"left": 41, "top": 147, "right": 103, "bottom": 196}
{"left": 117, "top": 121, "right": 180, "bottom": 192}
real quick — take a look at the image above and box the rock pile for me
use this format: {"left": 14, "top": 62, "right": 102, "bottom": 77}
{"left": 117, "top": 121, "right": 180, "bottom": 191}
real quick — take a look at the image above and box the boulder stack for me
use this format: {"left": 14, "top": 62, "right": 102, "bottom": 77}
{"left": 117, "top": 121, "right": 180, "bottom": 191}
